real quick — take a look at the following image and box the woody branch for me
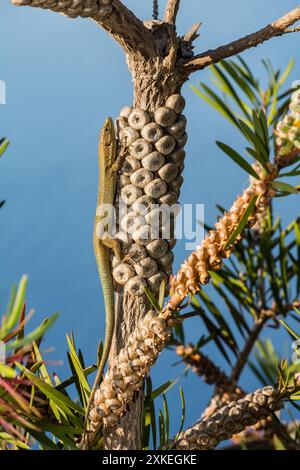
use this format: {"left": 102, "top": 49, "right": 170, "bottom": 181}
{"left": 182, "top": 5, "right": 300, "bottom": 74}
{"left": 12, "top": 2, "right": 300, "bottom": 74}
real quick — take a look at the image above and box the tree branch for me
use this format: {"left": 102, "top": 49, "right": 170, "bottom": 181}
{"left": 11, "top": 0, "right": 156, "bottom": 57}
{"left": 230, "top": 318, "right": 265, "bottom": 383}
{"left": 175, "top": 385, "right": 287, "bottom": 450}
{"left": 182, "top": 5, "right": 300, "bottom": 74}
{"left": 176, "top": 343, "right": 235, "bottom": 389}
{"left": 230, "top": 300, "right": 300, "bottom": 383}
{"left": 164, "top": 0, "right": 180, "bottom": 25}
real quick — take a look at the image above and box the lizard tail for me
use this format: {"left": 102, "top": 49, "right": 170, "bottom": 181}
{"left": 82, "top": 251, "right": 115, "bottom": 443}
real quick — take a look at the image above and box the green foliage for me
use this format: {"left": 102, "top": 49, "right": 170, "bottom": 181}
{"left": 0, "top": 277, "right": 58, "bottom": 450}
{"left": 0, "top": 138, "right": 9, "bottom": 157}
{"left": 192, "top": 57, "right": 300, "bottom": 192}
{"left": 0, "top": 136, "right": 9, "bottom": 209}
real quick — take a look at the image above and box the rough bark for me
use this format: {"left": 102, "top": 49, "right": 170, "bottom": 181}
{"left": 104, "top": 292, "right": 150, "bottom": 450}
{"left": 183, "top": 5, "right": 300, "bottom": 73}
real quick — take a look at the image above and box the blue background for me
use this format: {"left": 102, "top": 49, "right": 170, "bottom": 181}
{"left": 1, "top": 0, "right": 300, "bottom": 441}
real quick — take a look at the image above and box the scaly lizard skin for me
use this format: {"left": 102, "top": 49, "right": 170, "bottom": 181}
{"left": 84, "top": 117, "right": 123, "bottom": 434}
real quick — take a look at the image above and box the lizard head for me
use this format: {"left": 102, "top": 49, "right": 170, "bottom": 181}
{"left": 100, "top": 117, "right": 114, "bottom": 147}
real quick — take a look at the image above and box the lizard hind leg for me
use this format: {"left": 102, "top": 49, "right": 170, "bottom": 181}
{"left": 101, "top": 237, "right": 123, "bottom": 262}
{"left": 102, "top": 236, "right": 140, "bottom": 265}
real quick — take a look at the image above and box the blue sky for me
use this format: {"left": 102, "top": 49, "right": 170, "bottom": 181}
{"left": 1, "top": 0, "right": 300, "bottom": 440}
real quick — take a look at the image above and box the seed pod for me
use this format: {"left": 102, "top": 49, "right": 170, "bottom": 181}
{"left": 111, "top": 255, "right": 121, "bottom": 269}
{"left": 148, "top": 271, "right": 168, "bottom": 291}
{"left": 158, "top": 250, "right": 174, "bottom": 269}
{"left": 119, "top": 106, "right": 133, "bottom": 119}
{"left": 120, "top": 126, "right": 139, "bottom": 145}
{"left": 144, "top": 206, "right": 168, "bottom": 226}
{"left": 142, "top": 151, "right": 165, "bottom": 171}
{"left": 120, "top": 212, "right": 145, "bottom": 234}
{"left": 115, "top": 117, "right": 128, "bottom": 132}
{"left": 141, "top": 122, "right": 164, "bottom": 143}
{"left": 121, "top": 156, "right": 141, "bottom": 175}
{"left": 106, "top": 398, "right": 122, "bottom": 412}
{"left": 89, "top": 408, "right": 100, "bottom": 422}
{"left": 253, "top": 393, "right": 267, "bottom": 406}
{"left": 121, "top": 184, "right": 143, "bottom": 205}
{"left": 154, "top": 107, "right": 177, "bottom": 127}
{"left": 144, "top": 178, "right": 168, "bottom": 198}
{"left": 132, "top": 195, "right": 155, "bottom": 215}
{"left": 247, "top": 403, "right": 259, "bottom": 415}
{"left": 125, "top": 276, "right": 147, "bottom": 296}
{"left": 176, "top": 132, "right": 188, "bottom": 148}
{"left": 112, "top": 263, "right": 135, "bottom": 285}
{"left": 155, "top": 135, "right": 176, "bottom": 155}
{"left": 128, "top": 108, "right": 150, "bottom": 130}
{"left": 118, "top": 348, "right": 129, "bottom": 363}
{"left": 146, "top": 239, "right": 169, "bottom": 258}
{"left": 100, "top": 382, "right": 115, "bottom": 400}
{"left": 120, "top": 174, "right": 131, "bottom": 186}
{"left": 168, "top": 149, "right": 186, "bottom": 165}
{"left": 97, "top": 4, "right": 113, "bottom": 19}
{"left": 111, "top": 379, "right": 127, "bottom": 394}
{"left": 125, "top": 243, "right": 147, "bottom": 264}
{"left": 132, "top": 225, "right": 159, "bottom": 246}
{"left": 168, "top": 175, "right": 184, "bottom": 192}
{"left": 166, "top": 94, "right": 186, "bottom": 114}
{"left": 158, "top": 191, "right": 178, "bottom": 206}
{"left": 149, "top": 317, "right": 168, "bottom": 337}
{"left": 205, "top": 420, "right": 218, "bottom": 436}
{"left": 130, "top": 138, "right": 153, "bottom": 160}
{"left": 115, "top": 231, "right": 132, "bottom": 245}
{"left": 262, "top": 386, "right": 277, "bottom": 397}
{"left": 134, "top": 257, "right": 158, "bottom": 277}
{"left": 103, "top": 414, "right": 119, "bottom": 427}
{"left": 130, "top": 168, "right": 154, "bottom": 188}
{"left": 167, "top": 238, "right": 177, "bottom": 249}
{"left": 167, "top": 115, "right": 187, "bottom": 137}
{"left": 158, "top": 163, "right": 178, "bottom": 182}
{"left": 117, "top": 390, "right": 134, "bottom": 404}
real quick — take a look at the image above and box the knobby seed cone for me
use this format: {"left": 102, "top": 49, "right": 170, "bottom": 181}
{"left": 110, "top": 95, "right": 187, "bottom": 297}
{"left": 176, "top": 344, "right": 234, "bottom": 388}
{"left": 275, "top": 88, "right": 300, "bottom": 167}
{"left": 175, "top": 386, "right": 284, "bottom": 450}
{"left": 89, "top": 309, "right": 171, "bottom": 428}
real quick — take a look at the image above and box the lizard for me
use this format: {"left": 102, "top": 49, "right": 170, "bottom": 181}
{"left": 83, "top": 117, "right": 126, "bottom": 439}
